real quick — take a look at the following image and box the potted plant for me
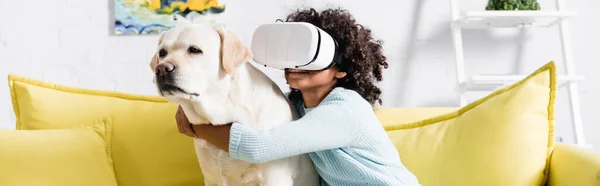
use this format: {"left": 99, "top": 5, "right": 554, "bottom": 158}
{"left": 486, "top": 0, "right": 541, "bottom": 10}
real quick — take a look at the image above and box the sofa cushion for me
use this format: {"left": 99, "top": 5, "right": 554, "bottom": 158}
{"left": 379, "top": 61, "right": 556, "bottom": 186}
{"left": 8, "top": 74, "right": 204, "bottom": 186}
{"left": 0, "top": 118, "right": 118, "bottom": 186}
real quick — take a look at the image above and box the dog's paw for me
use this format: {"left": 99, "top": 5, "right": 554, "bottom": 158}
{"left": 240, "top": 169, "right": 263, "bottom": 186}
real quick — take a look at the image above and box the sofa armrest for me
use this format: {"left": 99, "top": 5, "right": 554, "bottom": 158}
{"left": 547, "top": 142, "right": 600, "bottom": 186}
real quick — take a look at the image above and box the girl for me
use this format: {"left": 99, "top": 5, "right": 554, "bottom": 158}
{"left": 175, "top": 7, "right": 421, "bottom": 186}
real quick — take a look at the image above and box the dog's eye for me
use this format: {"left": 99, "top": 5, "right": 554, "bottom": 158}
{"left": 188, "top": 46, "right": 203, "bottom": 54}
{"left": 158, "top": 49, "right": 168, "bottom": 58}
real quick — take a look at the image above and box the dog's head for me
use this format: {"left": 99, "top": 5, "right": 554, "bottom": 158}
{"left": 149, "top": 23, "right": 252, "bottom": 102}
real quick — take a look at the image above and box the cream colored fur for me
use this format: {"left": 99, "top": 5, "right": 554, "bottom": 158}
{"left": 149, "top": 23, "right": 319, "bottom": 186}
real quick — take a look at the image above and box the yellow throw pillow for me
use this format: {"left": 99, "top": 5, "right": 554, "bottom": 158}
{"left": 381, "top": 61, "right": 556, "bottom": 186}
{"left": 8, "top": 74, "right": 204, "bottom": 186}
{"left": 0, "top": 118, "right": 117, "bottom": 186}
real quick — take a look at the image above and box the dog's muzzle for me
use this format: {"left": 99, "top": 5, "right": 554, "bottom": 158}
{"left": 155, "top": 62, "right": 179, "bottom": 92}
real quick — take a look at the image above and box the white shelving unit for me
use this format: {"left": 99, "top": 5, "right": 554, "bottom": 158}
{"left": 457, "top": 10, "right": 577, "bottom": 28}
{"left": 449, "top": 0, "right": 589, "bottom": 148}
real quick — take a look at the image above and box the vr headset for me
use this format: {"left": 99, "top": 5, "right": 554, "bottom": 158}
{"left": 250, "top": 22, "right": 343, "bottom": 71}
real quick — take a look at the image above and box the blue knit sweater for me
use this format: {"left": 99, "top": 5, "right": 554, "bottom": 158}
{"left": 229, "top": 87, "right": 421, "bottom": 185}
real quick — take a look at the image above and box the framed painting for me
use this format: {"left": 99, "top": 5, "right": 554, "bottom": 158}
{"left": 114, "top": 0, "right": 226, "bottom": 35}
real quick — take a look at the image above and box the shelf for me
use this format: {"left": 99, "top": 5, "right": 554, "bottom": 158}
{"left": 459, "top": 74, "right": 584, "bottom": 91}
{"left": 455, "top": 10, "right": 577, "bottom": 29}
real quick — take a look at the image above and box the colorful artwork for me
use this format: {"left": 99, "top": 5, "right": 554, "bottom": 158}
{"left": 114, "top": 0, "right": 226, "bottom": 35}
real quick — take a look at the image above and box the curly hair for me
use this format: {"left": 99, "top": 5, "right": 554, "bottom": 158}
{"left": 283, "top": 7, "right": 389, "bottom": 106}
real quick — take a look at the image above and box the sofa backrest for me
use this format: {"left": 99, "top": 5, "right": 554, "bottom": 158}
{"left": 9, "top": 61, "right": 557, "bottom": 186}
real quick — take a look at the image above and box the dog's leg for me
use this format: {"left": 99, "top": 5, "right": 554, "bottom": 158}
{"left": 194, "top": 139, "right": 223, "bottom": 186}
{"left": 260, "top": 159, "right": 295, "bottom": 186}
{"left": 240, "top": 165, "right": 263, "bottom": 186}
{"left": 262, "top": 170, "right": 293, "bottom": 186}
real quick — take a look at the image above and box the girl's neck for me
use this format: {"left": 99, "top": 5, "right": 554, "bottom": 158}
{"left": 301, "top": 84, "right": 337, "bottom": 108}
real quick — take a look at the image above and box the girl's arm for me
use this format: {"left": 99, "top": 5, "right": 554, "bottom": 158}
{"left": 191, "top": 97, "right": 366, "bottom": 164}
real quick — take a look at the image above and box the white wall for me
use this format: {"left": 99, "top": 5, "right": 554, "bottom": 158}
{"left": 1, "top": 0, "right": 598, "bottom": 149}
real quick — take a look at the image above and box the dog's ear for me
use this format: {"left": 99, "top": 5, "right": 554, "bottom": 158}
{"left": 149, "top": 32, "right": 166, "bottom": 73}
{"left": 215, "top": 27, "right": 252, "bottom": 75}
{"left": 149, "top": 53, "right": 160, "bottom": 73}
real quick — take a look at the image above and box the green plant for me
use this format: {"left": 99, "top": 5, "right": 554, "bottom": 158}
{"left": 486, "top": 0, "right": 541, "bottom": 10}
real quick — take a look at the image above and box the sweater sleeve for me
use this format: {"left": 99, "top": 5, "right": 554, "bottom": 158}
{"left": 228, "top": 96, "right": 364, "bottom": 163}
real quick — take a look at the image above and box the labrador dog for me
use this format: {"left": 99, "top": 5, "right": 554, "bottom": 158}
{"left": 149, "top": 23, "right": 319, "bottom": 186}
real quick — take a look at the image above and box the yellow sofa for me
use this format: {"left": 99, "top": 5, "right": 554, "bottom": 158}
{"left": 2, "top": 61, "right": 599, "bottom": 186}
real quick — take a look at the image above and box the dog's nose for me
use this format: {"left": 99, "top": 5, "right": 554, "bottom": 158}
{"left": 156, "top": 62, "right": 175, "bottom": 76}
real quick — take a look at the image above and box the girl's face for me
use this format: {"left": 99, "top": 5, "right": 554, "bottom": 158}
{"left": 284, "top": 67, "right": 347, "bottom": 91}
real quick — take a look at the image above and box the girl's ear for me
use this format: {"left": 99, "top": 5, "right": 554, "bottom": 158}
{"left": 335, "top": 71, "right": 347, "bottom": 79}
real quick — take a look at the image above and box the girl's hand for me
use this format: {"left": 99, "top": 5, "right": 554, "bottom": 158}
{"left": 175, "top": 105, "right": 232, "bottom": 151}
{"left": 175, "top": 105, "right": 198, "bottom": 138}
{"left": 191, "top": 124, "right": 232, "bottom": 152}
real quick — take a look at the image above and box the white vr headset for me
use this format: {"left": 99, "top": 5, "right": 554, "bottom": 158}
{"left": 250, "top": 22, "right": 343, "bottom": 71}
